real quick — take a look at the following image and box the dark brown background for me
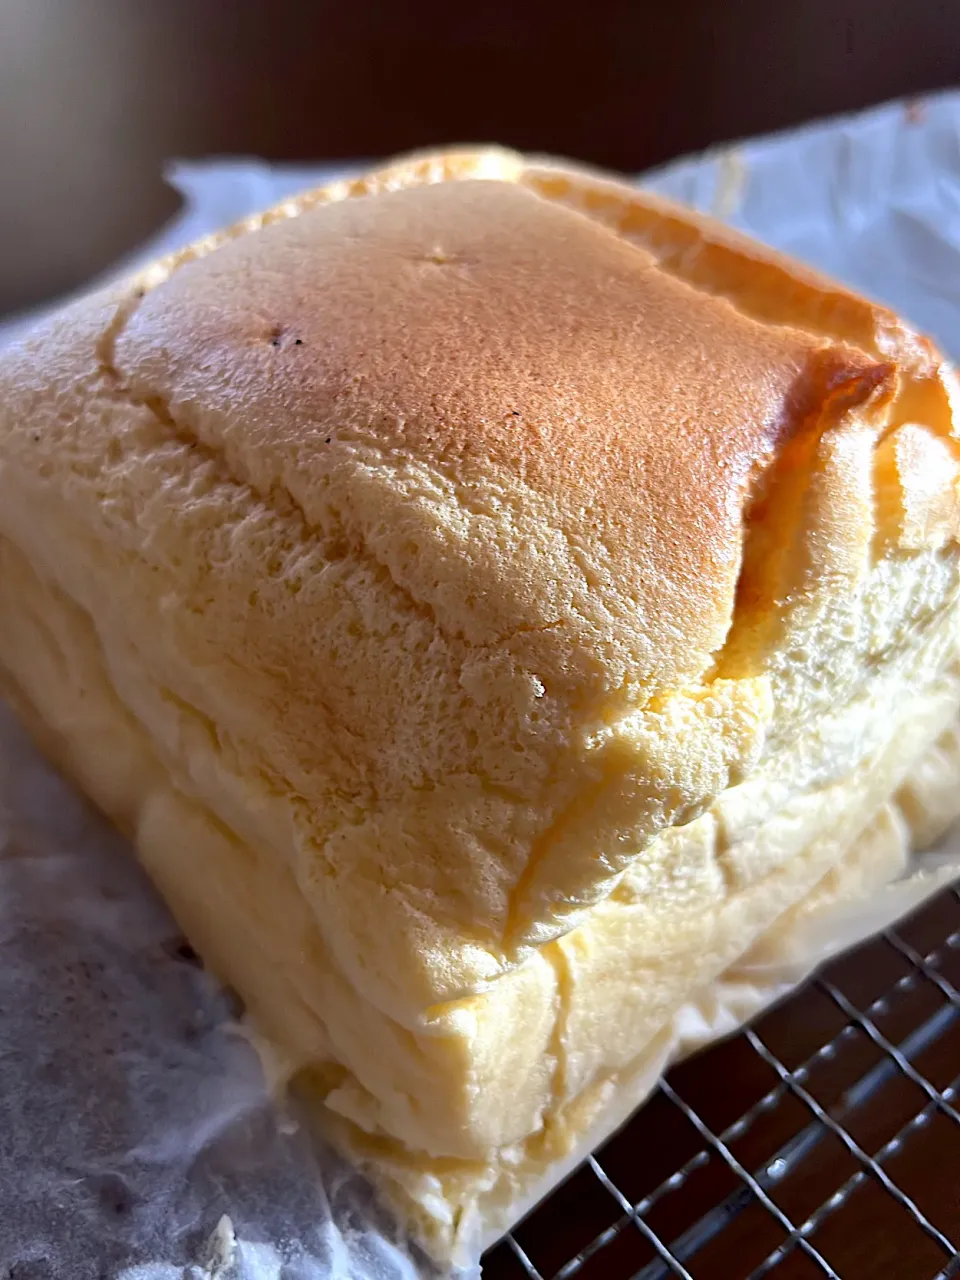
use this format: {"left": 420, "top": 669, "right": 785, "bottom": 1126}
{"left": 1, "top": 0, "right": 959, "bottom": 319}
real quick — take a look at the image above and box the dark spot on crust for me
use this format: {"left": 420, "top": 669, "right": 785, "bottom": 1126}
{"left": 269, "top": 327, "right": 303, "bottom": 347}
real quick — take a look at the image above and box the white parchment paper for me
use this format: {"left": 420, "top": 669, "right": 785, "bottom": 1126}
{"left": 2, "top": 91, "right": 960, "bottom": 1279}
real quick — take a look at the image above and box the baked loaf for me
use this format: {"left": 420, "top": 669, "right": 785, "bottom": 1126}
{"left": 1, "top": 148, "right": 959, "bottom": 1263}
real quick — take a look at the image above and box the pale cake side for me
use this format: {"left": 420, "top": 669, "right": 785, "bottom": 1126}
{"left": 0, "top": 152, "right": 958, "bottom": 1261}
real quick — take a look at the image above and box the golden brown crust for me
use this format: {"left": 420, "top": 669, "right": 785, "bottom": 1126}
{"left": 519, "top": 160, "right": 939, "bottom": 368}
{"left": 115, "top": 174, "right": 896, "bottom": 702}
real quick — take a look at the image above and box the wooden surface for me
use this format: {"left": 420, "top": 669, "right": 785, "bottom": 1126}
{"left": 1, "top": 0, "right": 959, "bottom": 317}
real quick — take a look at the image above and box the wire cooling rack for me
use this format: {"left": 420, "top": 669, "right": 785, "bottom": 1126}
{"left": 482, "top": 887, "right": 960, "bottom": 1280}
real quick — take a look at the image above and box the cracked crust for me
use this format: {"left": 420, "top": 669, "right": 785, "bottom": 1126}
{"left": 115, "top": 177, "right": 897, "bottom": 696}
{"left": 1, "top": 148, "right": 960, "bottom": 1263}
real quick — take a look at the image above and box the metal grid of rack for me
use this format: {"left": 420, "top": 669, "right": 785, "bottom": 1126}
{"left": 482, "top": 887, "right": 960, "bottom": 1280}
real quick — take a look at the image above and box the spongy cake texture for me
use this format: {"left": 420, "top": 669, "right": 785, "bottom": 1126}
{"left": 0, "top": 149, "right": 959, "bottom": 1263}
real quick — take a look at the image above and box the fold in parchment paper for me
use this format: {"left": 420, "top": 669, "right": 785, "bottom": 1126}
{"left": 2, "top": 92, "right": 960, "bottom": 1279}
